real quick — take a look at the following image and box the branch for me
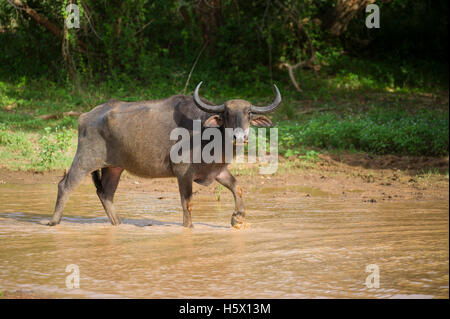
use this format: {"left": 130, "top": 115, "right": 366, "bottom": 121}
{"left": 135, "top": 20, "right": 153, "bottom": 36}
{"left": 38, "top": 111, "right": 82, "bottom": 120}
{"left": 275, "top": 0, "right": 319, "bottom": 93}
{"left": 81, "top": 1, "right": 103, "bottom": 41}
{"left": 10, "top": 0, "right": 62, "bottom": 38}
{"left": 182, "top": 41, "right": 209, "bottom": 95}
{"left": 2, "top": 105, "right": 82, "bottom": 120}
{"left": 9, "top": 0, "right": 89, "bottom": 53}
{"left": 281, "top": 62, "right": 303, "bottom": 93}
{"left": 297, "top": 107, "right": 328, "bottom": 115}
{"left": 6, "top": 0, "right": 26, "bottom": 11}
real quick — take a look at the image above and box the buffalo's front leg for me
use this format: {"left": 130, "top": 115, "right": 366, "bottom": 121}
{"left": 177, "top": 177, "right": 194, "bottom": 228}
{"left": 215, "top": 169, "right": 246, "bottom": 228}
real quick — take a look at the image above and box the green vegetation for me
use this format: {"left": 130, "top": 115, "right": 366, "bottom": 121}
{"left": 0, "top": 1, "right": 448, "bottom": 171}
{"left": 215, "top": 184, "right": 223, "bottom": 201}
{"left": 1, "top": 74, "right": 447, "bottom": 171}
{"left": 0, "top": 123, "right": 76, "bottom": 171}
{"left": 278, "top": 108, "right": 449, "bottom": 157}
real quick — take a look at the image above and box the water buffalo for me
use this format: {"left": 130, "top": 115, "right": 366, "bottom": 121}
{"left": 47, "top": 82, "right": 281, "bottom": 228}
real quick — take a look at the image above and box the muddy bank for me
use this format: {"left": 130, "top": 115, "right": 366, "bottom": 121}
{"left": 1, "top": 153, "right": 448, "bottom": 203}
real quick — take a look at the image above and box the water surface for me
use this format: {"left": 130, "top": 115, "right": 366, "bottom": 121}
{"left": 0, "top": 183, "right": 448, "bottom": 298}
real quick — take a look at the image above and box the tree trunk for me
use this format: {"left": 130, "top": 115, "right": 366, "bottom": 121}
{"left": 10, "top": 0, "right": 88, "bottom": 52}
{"left": 194, "top": 0, "right": 223, "bottom": 54}
{"left": 12, "top": 0, "right": 63, "bottom": 38}
{"left": 323, "top": 0, "right": 376, "bottom": 36}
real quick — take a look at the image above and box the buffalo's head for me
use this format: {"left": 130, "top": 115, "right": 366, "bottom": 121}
{"left": 193, "top": 81, "right": 281, "bottom": 144}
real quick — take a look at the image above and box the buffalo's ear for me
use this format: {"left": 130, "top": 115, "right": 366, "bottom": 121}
{"left": 204, "top": 115, "right": 223, "bottom": 127}
{"left": 251, "top": 115, "right": 274, "bottom": 127}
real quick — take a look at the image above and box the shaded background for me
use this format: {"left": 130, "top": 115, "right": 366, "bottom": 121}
{"left": 0, "top": 0, "right": 448, "bottom": 170}
{"left": 0, "top": 0, "right": 448, "bottom": 88}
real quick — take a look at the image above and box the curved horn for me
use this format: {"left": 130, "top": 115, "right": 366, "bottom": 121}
{"left": 193, "top": 81, "right": 225, "bottom": 113}
{"left": 250, "top": 84, "right": 282, "bottom": 114}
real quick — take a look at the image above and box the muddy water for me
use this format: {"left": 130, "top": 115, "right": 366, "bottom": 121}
{"left": 0, "top": 182, "right": 448, "bottom": 298}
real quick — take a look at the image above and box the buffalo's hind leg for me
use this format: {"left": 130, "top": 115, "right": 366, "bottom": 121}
{"left": 93, "top": 167, "right": 124, "bottom": 226}
{"left": 215, "top": 169, "right": 246, "bottom": 228}
{"left": 48, "top": 164, "right": 91, "bottom": 226}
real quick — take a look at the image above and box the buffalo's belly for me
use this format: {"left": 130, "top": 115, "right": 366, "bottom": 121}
{"left": 110, "top": 149, "right": 174, "bottom": 178}
{"left": 124, "top": 167, "right": 174, "bottom": 179}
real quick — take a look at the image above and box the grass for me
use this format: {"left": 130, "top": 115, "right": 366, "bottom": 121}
{"left": 0, "top": 124, "right": 76, "bottom": 171}
{"left": 215, "top": 184, "right": 223, "bottom": 201}
{"left": 277, "top": 108, "right": 449, "bottom": 157}
{"left": 0, "top": 56, "right": 448, "bottom": 171}
{"left": 415, "top": 168, "right": 449, "bottom": 182}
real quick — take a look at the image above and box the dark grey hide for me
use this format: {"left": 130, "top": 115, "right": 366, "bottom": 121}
{"left": 47, "top": 84, "right": 281, "bottom": 228}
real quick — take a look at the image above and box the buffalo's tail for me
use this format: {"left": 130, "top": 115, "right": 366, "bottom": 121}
{"left": 91, "top": 170, "right": 103, "bottom": 193}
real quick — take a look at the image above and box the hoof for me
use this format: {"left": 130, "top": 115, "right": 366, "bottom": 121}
{"left": 232, "top": 222, "right": 248, "bottom": 229}
{"left": 231, "top": 213, "right": 247, "bottom": 229}
{"left": 45, "top": 220, "right": 59, "bottom": 226}
{"left": 232, "top": 221, "right": 249, "bottom": 229}
{"left": 183, "top": 223, "right": 194, "bottom": 228}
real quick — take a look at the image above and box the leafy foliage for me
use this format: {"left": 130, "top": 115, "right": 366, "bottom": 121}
{"left": 0, "top": 0, "right": 448, "bottom": 171}
{"left": 37, "top": 126, "right": 74, "bottom": 169}
{"left": 278, "top": 109, "right": 449, "bottom": 157}
{"left": 0, "top": 0, "right": 447, "bottom": 89}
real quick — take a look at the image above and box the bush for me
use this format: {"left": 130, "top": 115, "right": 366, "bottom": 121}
{"left": 37, "top": 127, "right": 74, "bottom": 169}
{"left": 278, "top": 109, "right": 449, "bottom": 157}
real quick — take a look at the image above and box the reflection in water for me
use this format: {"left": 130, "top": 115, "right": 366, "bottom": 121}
{"left": 0, "top": 183, "right": 448, "bottom": 298}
